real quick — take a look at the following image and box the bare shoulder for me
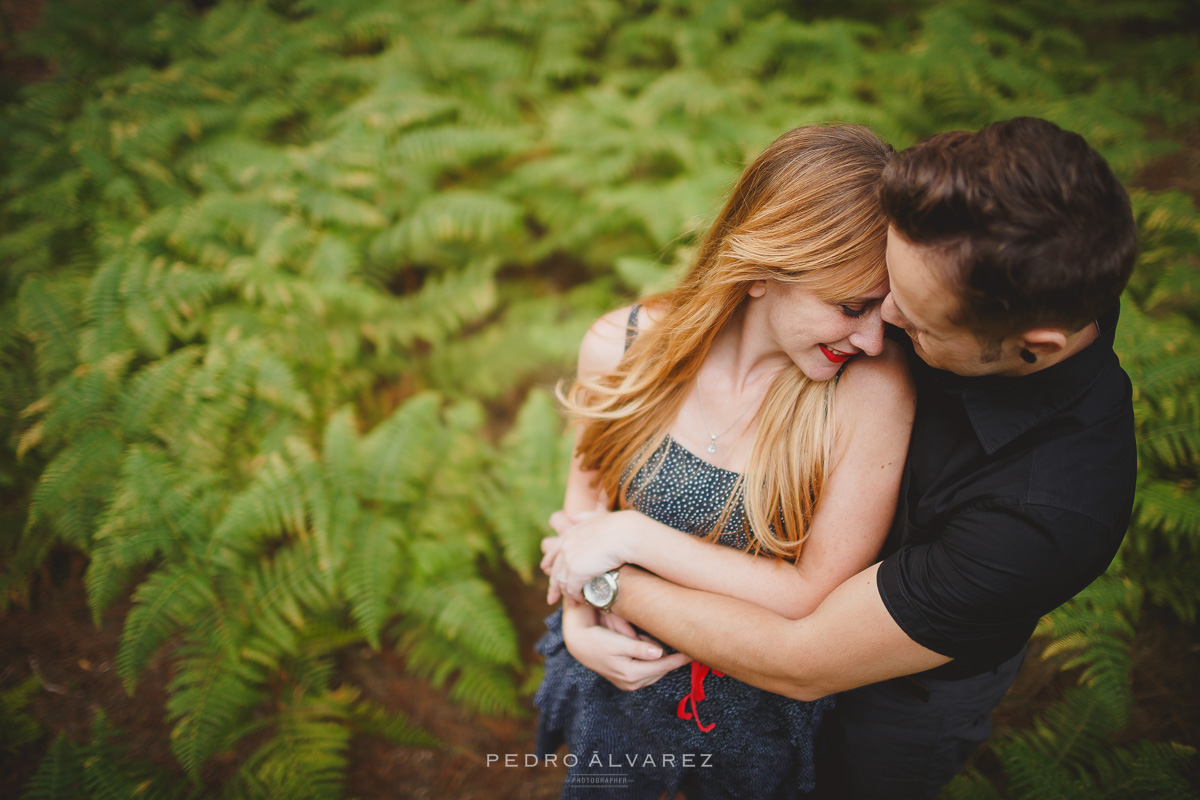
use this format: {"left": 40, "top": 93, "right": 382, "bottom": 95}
{"left": 835, "top": 340, "right": 916, "bottom": 419}
{"left": 577, "top": 301, "right": 669, "bottom": 380}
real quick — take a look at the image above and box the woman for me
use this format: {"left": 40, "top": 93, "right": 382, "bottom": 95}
{"left": 536, "top": 124, "right": 915, "bottom": 799}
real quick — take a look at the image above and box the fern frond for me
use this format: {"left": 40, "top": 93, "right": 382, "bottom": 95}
{"left": 448, "top": 664, "right": 524, "bottom": 717}
{"left": 17, "top": 276, "right": 83, "bottom": 386}
{"left": 1, "top": 675, "right": 45, "bottom": 754}
{"left": 420, "top": 295, "right": 587, "bottom": 399}
{"left": 391, "top": 124, "right": 531, "bottom": 168}
{"left": 86, "top": 449, "right": 222, "bottom": 620}
{"left": 343, "top": 514, "right": 406, "bottom": 649}
{"left": 384, "top": 257, "right": 501, "bottom": 347}
{"left": 119, "top": 256, "right": 224, "bottom": 356}
{"left": 26, "top": 428, "right": 124, "bottom": 548}
{"left": 81, "top": 255, "right": 136, "bottom": 363}
{"left": 236, "top": 542, "right": 335, "bottom": 671}
{"left": 304, "top": 233, "right": 360, "bottom": 282}
{"left": 167, "top": 641, "right": 264, "bottom": 783}
{"left": 1089, "top": 739, "right": 1197, "bottom": 800}
{"left": 116, "top": 564, "right": 217, "bottom": 690}
{"left": 297, "top": 188, "right": 388, "bottom": 230}
{"left": 348, "top": 697, "right": 439, "bottom": 748}
{"left": 22, "top": 734, "right": 84, "bottom": 800}
{"left": 994, "top": 687, "right": 1112, "bottom": 798}
{"left": 226, "top": 693, "right": 353, "bottom": 800}
{"left": 356, "top": 392, "right": 442, "bottom": 505}
{"left": 165, "top": 345, "right": 257, "bottom": 469}
{"left": 370, "top": 190, "right": 524, "bottom": 262}
{"left": 31, "top": 352, "right": 132, "bottom": 451}
{"left": 1035, "top": 574, "right": 1141, "bottom": 729}
{"left": 115, "top": 347, "right": 203, "bottom": 438}
{"left": 484, "top": 388, "right": 572, "bottom": 580}
{"left": 1133, "top": 479, "right": 1200, "bottom": 542}
{"left": 404, "top": 577, "right": 520, "bottom": 668}
{"left": 22, "top": 710, "right": 190, "bottom": 800}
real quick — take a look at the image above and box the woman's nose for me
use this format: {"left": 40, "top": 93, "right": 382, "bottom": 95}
{"left": 849, "top": 310, "right": 885, "bottom": 357}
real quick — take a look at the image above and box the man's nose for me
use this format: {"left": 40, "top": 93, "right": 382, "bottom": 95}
{"left": 880, "top": 293, "right": 901, "bottom": 327}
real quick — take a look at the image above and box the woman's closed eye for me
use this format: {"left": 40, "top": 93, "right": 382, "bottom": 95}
{"left": 840, "top": 304, "right": 866, "bottom": 318}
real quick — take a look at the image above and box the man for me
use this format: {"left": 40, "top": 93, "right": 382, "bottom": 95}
{"left": 553, "top": 117, "right": 1138, "bottom": 797}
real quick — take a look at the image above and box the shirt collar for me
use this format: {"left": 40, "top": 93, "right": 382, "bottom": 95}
{"left": 926, "top": 305, "right": 1120, "bottom": 456}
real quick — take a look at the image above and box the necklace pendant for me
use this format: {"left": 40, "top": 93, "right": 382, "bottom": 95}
{"left": 707, "top": 441, "right": 717, "bottom": 453}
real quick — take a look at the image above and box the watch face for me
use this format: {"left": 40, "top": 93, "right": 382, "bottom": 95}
{"left": 584, "top": 574, "right": 614, "bottom": 608}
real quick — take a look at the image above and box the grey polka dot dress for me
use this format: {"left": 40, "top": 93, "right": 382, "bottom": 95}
{"left": 534, "top": 307, "right": 832, "bottom": 799}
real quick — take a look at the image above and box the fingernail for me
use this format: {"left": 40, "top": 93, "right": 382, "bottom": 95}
{"left": 646, "top": 646, "right": 662, "bottom": 659}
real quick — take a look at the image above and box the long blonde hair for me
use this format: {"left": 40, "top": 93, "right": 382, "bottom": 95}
{"left": 564, "top": 124, "right": 893, "bottom": 560}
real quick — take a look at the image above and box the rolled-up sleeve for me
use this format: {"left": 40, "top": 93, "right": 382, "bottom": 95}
{"left": 876, "top": 504, "right": 1124, "bottom": 660}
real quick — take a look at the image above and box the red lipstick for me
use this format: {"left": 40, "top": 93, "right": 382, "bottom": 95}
{"left": 819, "top": 344, "right": 854, "bottom": 364}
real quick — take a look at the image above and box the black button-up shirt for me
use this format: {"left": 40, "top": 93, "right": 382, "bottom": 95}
{"left": 876, "top": 305, "right": 1136, "bottom": 680}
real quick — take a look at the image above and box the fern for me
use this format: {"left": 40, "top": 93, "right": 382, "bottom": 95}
{"left": 1035, "top": 575, "right": 1142, "bottom": 731}
{"left": 167, "top": 641, "right": 265, "bottom": 783}
{"left": 225, "top": 693, "right": 353, "bottom": 800}
{"left": 4, "top": 0, "right": 1198, "bottom": 796}
{"left": 980, "top": 690, "right": 1197, "bottom": 800}
{"left": 343, "top": 515, "right": 405, "bottom": 650}
{"left": 86, "top": 446, "right": 220, "bottom": 620}
{"left": 484, "top": 388, "right": 574, "bottom": 580}
{"left": 1, "top": 675, "right": 45, "bottom": 754}
{"left": 115, "top": 564, "right": 217, "bottom": 689}
{"left": 23, "top": 713, "right": 191, "bottom": 800}
{"left": 356, "top": 391, "right": 442, "bottom": 505}
{"left": 17, "top": 276, "right": 83, "bottom": 388}
{"left": 22, "top": 734, "right": 84, "bottom": 800}
{"left": 348, "top": 696, "right": 439, "bottom": 748}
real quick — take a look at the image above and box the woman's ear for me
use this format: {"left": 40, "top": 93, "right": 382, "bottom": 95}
{"left": 748, "top": 280, "right": 768, "bottom": 298}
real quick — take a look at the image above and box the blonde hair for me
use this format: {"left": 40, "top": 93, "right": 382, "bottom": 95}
{"left": 564, "top": 124, "right": 893, "bottom": 560}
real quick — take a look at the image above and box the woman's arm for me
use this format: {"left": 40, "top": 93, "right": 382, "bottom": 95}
{"left": 547, "top": 340, "right": 916, "bottom": 620}
{"left": 558, "top": 307, "right": 630, "bottom": 516}
{"left": 552, "top": 305, "right": 691, "bottom": 688}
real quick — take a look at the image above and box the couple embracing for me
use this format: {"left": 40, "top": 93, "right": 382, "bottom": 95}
{"left": 536, "top": 117, "right": 1137, "bottom": 799}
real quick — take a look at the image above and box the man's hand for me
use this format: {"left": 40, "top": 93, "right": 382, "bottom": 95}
{"left": 560, "top": 597, "right": 690, "bottom": 691}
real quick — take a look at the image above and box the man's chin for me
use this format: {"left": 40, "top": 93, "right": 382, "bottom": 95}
{"left": 908, "top": 339, "right": 933, "bottom": 364}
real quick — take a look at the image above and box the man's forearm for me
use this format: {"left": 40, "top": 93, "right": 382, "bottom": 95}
{"left": 610, "top": 563, "right": 950, "bottom": 700}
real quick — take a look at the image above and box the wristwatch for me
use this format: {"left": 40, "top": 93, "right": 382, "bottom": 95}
{"left": 582, "top": 570, "right": 620, "bottom": 613}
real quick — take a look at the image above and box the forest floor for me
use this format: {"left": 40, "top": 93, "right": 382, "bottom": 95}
{"left": 1, "top": 550, "right": 1198, "bottom": 799}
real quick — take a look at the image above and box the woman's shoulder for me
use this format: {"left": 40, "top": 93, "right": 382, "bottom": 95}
{"left": 577, "top": 302, "right": 667, "bottom": 379}
{"left": 835, "top": 340, "right": 915, "bottom": 412}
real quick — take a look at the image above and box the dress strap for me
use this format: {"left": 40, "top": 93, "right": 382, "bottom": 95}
{"left": 624, "top": 304, "right": 642, "bottom": 353}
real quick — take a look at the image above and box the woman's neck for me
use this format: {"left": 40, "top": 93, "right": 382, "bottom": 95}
{"left": 705, "top": 304, "right": 792, "bottom": 395}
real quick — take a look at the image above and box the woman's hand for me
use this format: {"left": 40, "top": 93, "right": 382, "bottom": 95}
{"left": 560, "top": 597, "right": 690, "bottom": 691}
{"left": 541, "top": 508, "right": 636, "bottom": 603}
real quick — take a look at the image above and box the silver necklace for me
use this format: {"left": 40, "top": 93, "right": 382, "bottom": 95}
{"left": 695, "top": 378, "right": 770, "bottom": 454}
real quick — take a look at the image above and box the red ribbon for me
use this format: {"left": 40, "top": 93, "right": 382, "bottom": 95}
{"left": 677, "top": 660, "right": 724, "bottom": 732}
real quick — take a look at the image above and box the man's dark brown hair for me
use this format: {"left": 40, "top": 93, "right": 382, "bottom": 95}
{"left": 880, "top": 117, "right": 1138, "bottom": 339}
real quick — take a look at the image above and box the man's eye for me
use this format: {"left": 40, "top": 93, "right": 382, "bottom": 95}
{"left": 840, "top": 305, "right": 866, "bottom": 318}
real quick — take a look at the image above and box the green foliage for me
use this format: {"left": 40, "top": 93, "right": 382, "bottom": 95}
{"left": 951, "top": 691, "right": 1197, "bottom": 800}
{"left": 0, "top": 675, "right": 45, "bottom": 755}
{"left": 23, "top": 713, "right": 192, "bottom": 800}
{"left": 945, "top": 575, "right": 1197, "bottom": 800}
{"left": 1, "top": 0, "right": 1197, "bottom": 796}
